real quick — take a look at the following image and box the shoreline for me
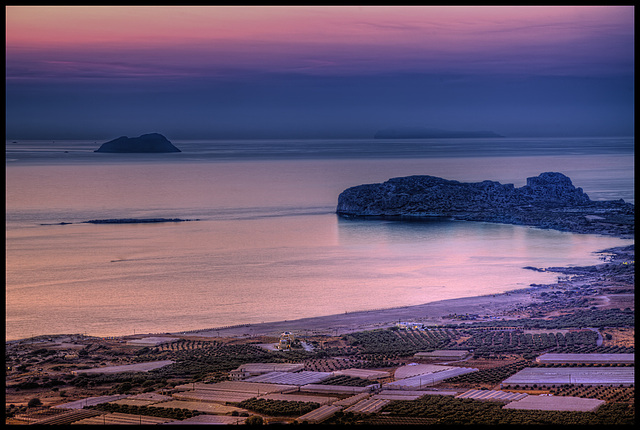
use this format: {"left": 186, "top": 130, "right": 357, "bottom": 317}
{"left": 173, "top": 287, "right": 543, "bottom": 339}
{"left": 5, "top": 288, "right": 537, "bottom": 343}
{"left": 7, "top": 288, "right": 542, "bottom": 344}
{"left": 7, "top": 243, "right": 633, "bottom": 344}
{"left": 159, "top": 243, "right": 634, "bottom": 339}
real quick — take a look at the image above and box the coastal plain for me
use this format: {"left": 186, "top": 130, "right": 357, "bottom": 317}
{"left": 6, "top": 241, "right": 634, "bottom": 424}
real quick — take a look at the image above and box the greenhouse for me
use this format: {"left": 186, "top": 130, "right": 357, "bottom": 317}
{"left": 502, "top": 367, "right": 635, "bottom": 387}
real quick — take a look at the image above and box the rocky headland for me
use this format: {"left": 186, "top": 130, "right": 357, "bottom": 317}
{"left": 336, "top": 172, "right": 634, "bottom": 238}
{"left": 94, "top": 133, "right": 181, "bottom": 153}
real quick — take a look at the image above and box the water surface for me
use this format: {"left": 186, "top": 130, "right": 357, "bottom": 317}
{"left": 5, "top": 137, "right": 634, "bottom": 340}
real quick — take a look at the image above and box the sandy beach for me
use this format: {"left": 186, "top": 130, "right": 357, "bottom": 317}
{"left": 165, "top": 244, "right": 633, "bottom": 340}
{"left": 175, "top": 287, "right": 542, "bottom": 339}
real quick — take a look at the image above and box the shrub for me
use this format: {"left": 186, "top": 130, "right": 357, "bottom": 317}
{"left": 27, "top": 398, "right": 42, "bottom": 408}
{"left": 237, "top": 398, "right": 320, "bottom": 417}
{"left": 116, "top": 382, "right": 133, "bottom": 394}
{"left": 245, "top": 415, "right": 264, "bottom": 425}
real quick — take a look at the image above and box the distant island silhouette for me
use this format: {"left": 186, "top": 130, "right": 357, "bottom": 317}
{"left": 94, "top": 133, "right": 181, "bottom": 153}
{"left": 374, "top": 127, "right": 503, "bottom": 139}
{"left": 83, "top": 218, "right": 195, "bottom": 224}
{"left": 40, "top": 218, "right": 198, "bottom": 226}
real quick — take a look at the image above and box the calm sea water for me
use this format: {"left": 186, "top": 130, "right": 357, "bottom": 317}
{"left": 5, "top": 137, "right": 634, "bottom": 340}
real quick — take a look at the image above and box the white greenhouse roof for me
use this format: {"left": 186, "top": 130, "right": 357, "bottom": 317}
{"left": 394, "top": 363, "right": 455, "bottom": 380}
{"left": 536, "top": 353, "right": 634, "bottom": 363}
{"left": 234, "top": 362, "right": 305, "bottom": 373}
{"left": 503, "top": 395, "right": 605, "bottom": 412}
{"left": 502, "top": 367, "right": 635, "bottom": 386}
{"left": 244, "top": 370, "right": 333, "bottom": 385}
{"left": 386, "top": 367, "right": 478, "bottom": 389}
{"left": 334, "top": 368, "right": 391, "bottom": 379}
{"left": 456, "top": 389, "right": 528, "bottom": 402}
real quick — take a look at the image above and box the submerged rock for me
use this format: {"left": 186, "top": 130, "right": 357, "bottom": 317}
{"left": 336, "top": 172, "right": 634, "bottom": 237}
{"left": 94, "top": 133, "right": 181, "bottom": 153}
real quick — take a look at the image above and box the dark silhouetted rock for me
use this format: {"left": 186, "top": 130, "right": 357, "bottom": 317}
{"left": 337, "top": 172, "right": 634, "bottom": 237}
{"left": 94, "top": 133, "right": 181, "bottom": 153}
{"left": 83, "top": 218, "right": 195, "bottom": 224}
{"left": 42, "top": 218, "right": 198, "bottom": 226}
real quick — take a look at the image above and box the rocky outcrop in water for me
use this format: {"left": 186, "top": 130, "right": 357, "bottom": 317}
{"left": 94, "top": 133, "right": 181, "bottom": 153}
{"left": 336, "top": 172, "right": 634, "bottom": 238}
{"left": 41, "top": 218, "right": 197, "bottom": 226}
{"left": 83, "top": 218, "right": 195, "bottom": 224}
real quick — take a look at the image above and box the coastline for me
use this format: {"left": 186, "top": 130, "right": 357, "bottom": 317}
{"left": 2, "top": 288, "right": 546, "bottom": 343}
{"left": 163, "top": 244, "right": 632, "bottom": 340}
{"left": 174, "top": 287, "right": 542, "bottom": 339}
{"left": 159, "top": 244, "right": 633, "bottom": 340}
{"left": 8, "top": 244, "right": 633, "bottom": 344}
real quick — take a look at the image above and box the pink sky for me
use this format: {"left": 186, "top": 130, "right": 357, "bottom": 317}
{"left": 6, "top": 6, "right": 632, "bottom": 52}
{"left": 6, "top": 5, "right": 633, "bottom": 79}
{"left": 6, "top": 6, "right": 634, "bottom": 139}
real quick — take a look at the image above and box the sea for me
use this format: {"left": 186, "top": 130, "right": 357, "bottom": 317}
{"left": 5, "top": 136, "right": 634, "bottom": 341}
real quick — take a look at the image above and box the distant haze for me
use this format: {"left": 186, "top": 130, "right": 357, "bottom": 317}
{"left": 5, "top": 6, "right": 634, "bottom": 140}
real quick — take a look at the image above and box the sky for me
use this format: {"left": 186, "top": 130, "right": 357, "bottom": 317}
{"left": 5, "top": 5, "right": 635, "bottom": 139}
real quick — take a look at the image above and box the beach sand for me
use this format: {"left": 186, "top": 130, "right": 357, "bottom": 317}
{"left": 176, "top": 287, "right": 542, "bottom": 339}
{"left": 129, "top": 245, "right": 631, "bottom": 342}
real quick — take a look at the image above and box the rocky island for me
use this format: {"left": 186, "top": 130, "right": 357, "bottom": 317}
{"left": 82, "top": 218, "right": 195, "bottom": 224}
{"left": 94, "top": 133, "right": 181, "bottom": 153}
{"left": 40, "top": 218, "right": 197, "bottom": 226}
{"left": 337, "top": 172, "right": 634, "bottom": 238}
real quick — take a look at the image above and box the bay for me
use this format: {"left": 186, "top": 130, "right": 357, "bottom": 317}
{"left": 5, "top": 137, "right": 634, "bottom": 340}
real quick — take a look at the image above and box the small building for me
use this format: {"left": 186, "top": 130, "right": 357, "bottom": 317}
{"left": 414, "top": 350, "right": 470, "bottom": 361}
{"left": 396, "top": 322, "right": 424, "bottom": 330}
{"left": 276, "top": 331, "right": 295, "bottom": 350}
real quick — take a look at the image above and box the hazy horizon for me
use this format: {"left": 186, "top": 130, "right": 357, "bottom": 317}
{"left": 5, "top": 6, "right": 634, "bottom": 141}
{"left": 6, "top": 131, "right": 637, "bottom": 142}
